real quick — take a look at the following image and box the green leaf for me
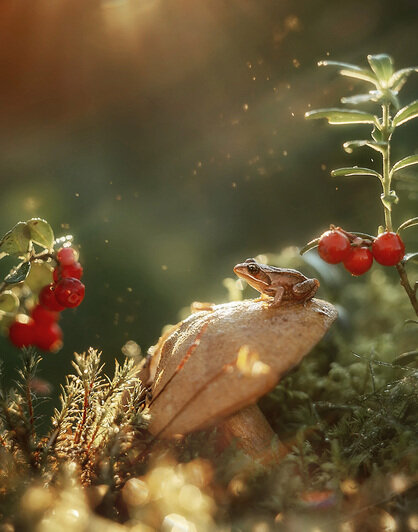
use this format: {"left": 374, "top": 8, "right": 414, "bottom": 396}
{"left": 318, "top": 60, "right": 378, "bottom": 85}
{"left": 343, "top": 140, "right": 387, "bottom": 154}
{"left": 0, "top": 291, "right": 19, "bottom": 313}
{"left": 397, "top": 217, "right": 418, "bottom": 233}
{"left": 4, "top": 261, "right": 31, "bottom": 284}
{"left": 27, "top": 218, "right": 54, "bottom": 249}
{"left": 389, "top": 67, "right": 418, "bottom": 93}
{"left": 331, "top": 167, "right": 382, "bottom": 180}
{"left": 392, "top": 100, "right": 418, "bottom": 127}
{"left": 402, "top": 252, "right": 418, "bottom": 264}
{"left": 305, "top": 108, "right": 378, "bottom": 126}
{"left": 367, "top": 54, "right": 394, "bottom": 84}
{"left": 391, "top": 155, "right": 418, "bottom": 176}
{"left": 340, "top": 92, "right": 381, "bottom": 105}
{"left": 25, "top": 261, "right": 53, "bottom": 293}
{"left": 299, "top": 237, "right": 320, "bottom": 255}
{"left": 0, "top": 222, "right": 32, "bottom": 259}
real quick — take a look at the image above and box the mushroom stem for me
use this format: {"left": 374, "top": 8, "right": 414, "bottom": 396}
{"left": 218, "top": 404, "right": 284, "bottom": 463}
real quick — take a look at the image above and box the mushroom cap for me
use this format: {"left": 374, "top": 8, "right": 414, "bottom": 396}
{"left": 148, "top": 298, "right": 337, "bottom": 438}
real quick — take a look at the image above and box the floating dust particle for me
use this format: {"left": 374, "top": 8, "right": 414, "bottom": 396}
{"left": 127, "top": 287, "right": 133, "bottom": 292}
{"left": 286, "top": 84, "right": 291, "bottom": 89}
{"left": 75, "top": 193, "right": 80, "bottom": 197}
{"left": 197, "top": 161, "right": 202, "bottom": 167}
{"left": 115, "top": 194, "right": 122, "bottom": 201}
{"left": 283, "top": 150, "right": 288, "bottom": 157}
{"left": 291, "top": 112, "right": 295, "bottom": 117}
{"left": 24, "top": 197, "right": 40, "bottom": 211}
{"left": 252, "top": 76, "right": 256, "bottom": 81}
{"left": 61, "top": 223, "right": 70, "bottom": 229}
{"left": 284, "top": 15, "right": 301, "bottom": 31}
{"left": 242, "top": 103, "right": 249, "bottom": 111}
{"left": 122, "top": 340, "right": 141, "bottom": 358}
{"left": 232, "top": 182, "right": 237, "bottom": 189}
{"left": 161, "top": 265, "right": 168, "bottom": 271}
{"left": 292, "top": 58, "right": 300, "bottom": 68}
{"left": 105, "top": 239, "right": 109, "bottom": 244}
{"left": 246, "top": 62, "right": 252, "bottom": 69}
{"left": 326, "top": 51, "right": 330, "bottom": 56}
{"left": 321, "top": 164, "right": 327, "bottom": 170}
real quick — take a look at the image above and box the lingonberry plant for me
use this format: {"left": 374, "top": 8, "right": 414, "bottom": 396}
{"left": 302, "top": 54, "right": 418, "bottom": 315}
{"left": 0, "top": 218, "right": 85, "bottom": 352}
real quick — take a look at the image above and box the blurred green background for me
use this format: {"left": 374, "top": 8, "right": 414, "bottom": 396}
{"left": 0, "top": 0, "right": 417, "bottom": 391}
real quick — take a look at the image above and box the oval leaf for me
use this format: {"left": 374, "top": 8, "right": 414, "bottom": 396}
{"left": 27, "top": 218, "right": 54, "bottom": 249}
{"left": 25, "top": 261, "right": 53, "bottom": 293}
{"left": 0, "top": 291, "right": 19, "bottom": 313}
{"left": 5, "top": 261, "right": 31, "bottom": 284}
{"left": 367, "top": 54, "right": 394, "bottom": 84}
{"left": 389, "top": 67, "right": 418, "bottom": 92}
{"left": 331, "top": 167, "right": 382, "bottom": 179}
{"left": 0, "top": 222, "right": 32, "bottom": 258}
{"left": 343, "top": 140, "right": 387, "bottom": 154}
{"left": 318, "top": 60, "right": 378, "bottom": 85}
{"left": 391, "top": 155, "right": 418, "bottom": 176}
{"left": 393, "top": 100, "right": 418, "bottom": 127}
{"left": 341, "top": 92, "right": 381, "bottom": 105}
{"left": 397, "top": 217, "right": 418, "bottom": 233}
{"left": 305, "top": 108, "right": 378, "bottom": 126}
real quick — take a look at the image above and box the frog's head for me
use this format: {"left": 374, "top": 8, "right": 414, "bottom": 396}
{"left": 233, "top": 258, "right": 271, "bottom": 291}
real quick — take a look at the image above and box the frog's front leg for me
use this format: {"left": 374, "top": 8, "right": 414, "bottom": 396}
{"left": 292, "top": 278, "right": 319, "bottom": 302}
{"left": 270, "top": 286, "right": 285, "bottom": 307}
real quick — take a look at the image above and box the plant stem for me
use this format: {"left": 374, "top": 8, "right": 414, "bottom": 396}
{"left": 395, "top": 263, "right": 418, "bottom": 316}
{"left": 381, "top": 103, "right": 418, "bottom": 316}
{"left": 381, "top": 103, "right": 393, "bottom": 231}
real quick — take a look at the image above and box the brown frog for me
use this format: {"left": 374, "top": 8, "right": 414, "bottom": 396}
{"left": 234, "top": 258, "right": 319, "bottom": 307}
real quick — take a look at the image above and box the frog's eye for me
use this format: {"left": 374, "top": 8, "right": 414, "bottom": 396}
{"left": 247, "top": 264, "right": 260, "bottom": 275}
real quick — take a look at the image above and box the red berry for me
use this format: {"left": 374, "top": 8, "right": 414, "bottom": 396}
{"left": 55, "top": 278, "right": 85, "bottom": 308}
{"left": 39, "top": 284, "right": 66, "bottom": 312}
{"left": 34, "top": 321, "right": 63, "bottom": 352}
{"left": 343, "top": 247, "right": 373, "bottom": 276}
{"left": 57, "top": 247, "right": 77, "bottom": 266}
{"left": 318, "top": 230, "right": 351, "bottom": 264}
{"left": 9, "top": 317, "right": 35, "bottom": 348}
{"left": 53, "top": 262, "right": 83, "bottom": 282}
{"left": 372, "top": 232, "right": 405, "bottom": 266}
{"left": 31, "top": 304, "right": 59, "bottom": 325}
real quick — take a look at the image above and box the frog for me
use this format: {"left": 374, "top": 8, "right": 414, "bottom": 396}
{"left": 233, "top": 258, "right": 319, "bottom": 307}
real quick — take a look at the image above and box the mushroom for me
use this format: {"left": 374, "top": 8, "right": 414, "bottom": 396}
{"left": 145, "top": 298, "right": 337, "bottom": 461}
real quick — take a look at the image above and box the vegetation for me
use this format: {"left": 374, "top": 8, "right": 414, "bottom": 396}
{"left": 0, "top": 54, "right": 417, "bottom": 531}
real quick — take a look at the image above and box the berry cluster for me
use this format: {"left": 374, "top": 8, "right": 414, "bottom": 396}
{"left": 317, "top": 227, "right": 405, "bottom": 276}
{"left": 8, "top": 247, "right": 85, "bottom": 352}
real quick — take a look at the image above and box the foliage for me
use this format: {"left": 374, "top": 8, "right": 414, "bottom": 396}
{"left": 304, "top": 54, "right": 418, "bottom": 316}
